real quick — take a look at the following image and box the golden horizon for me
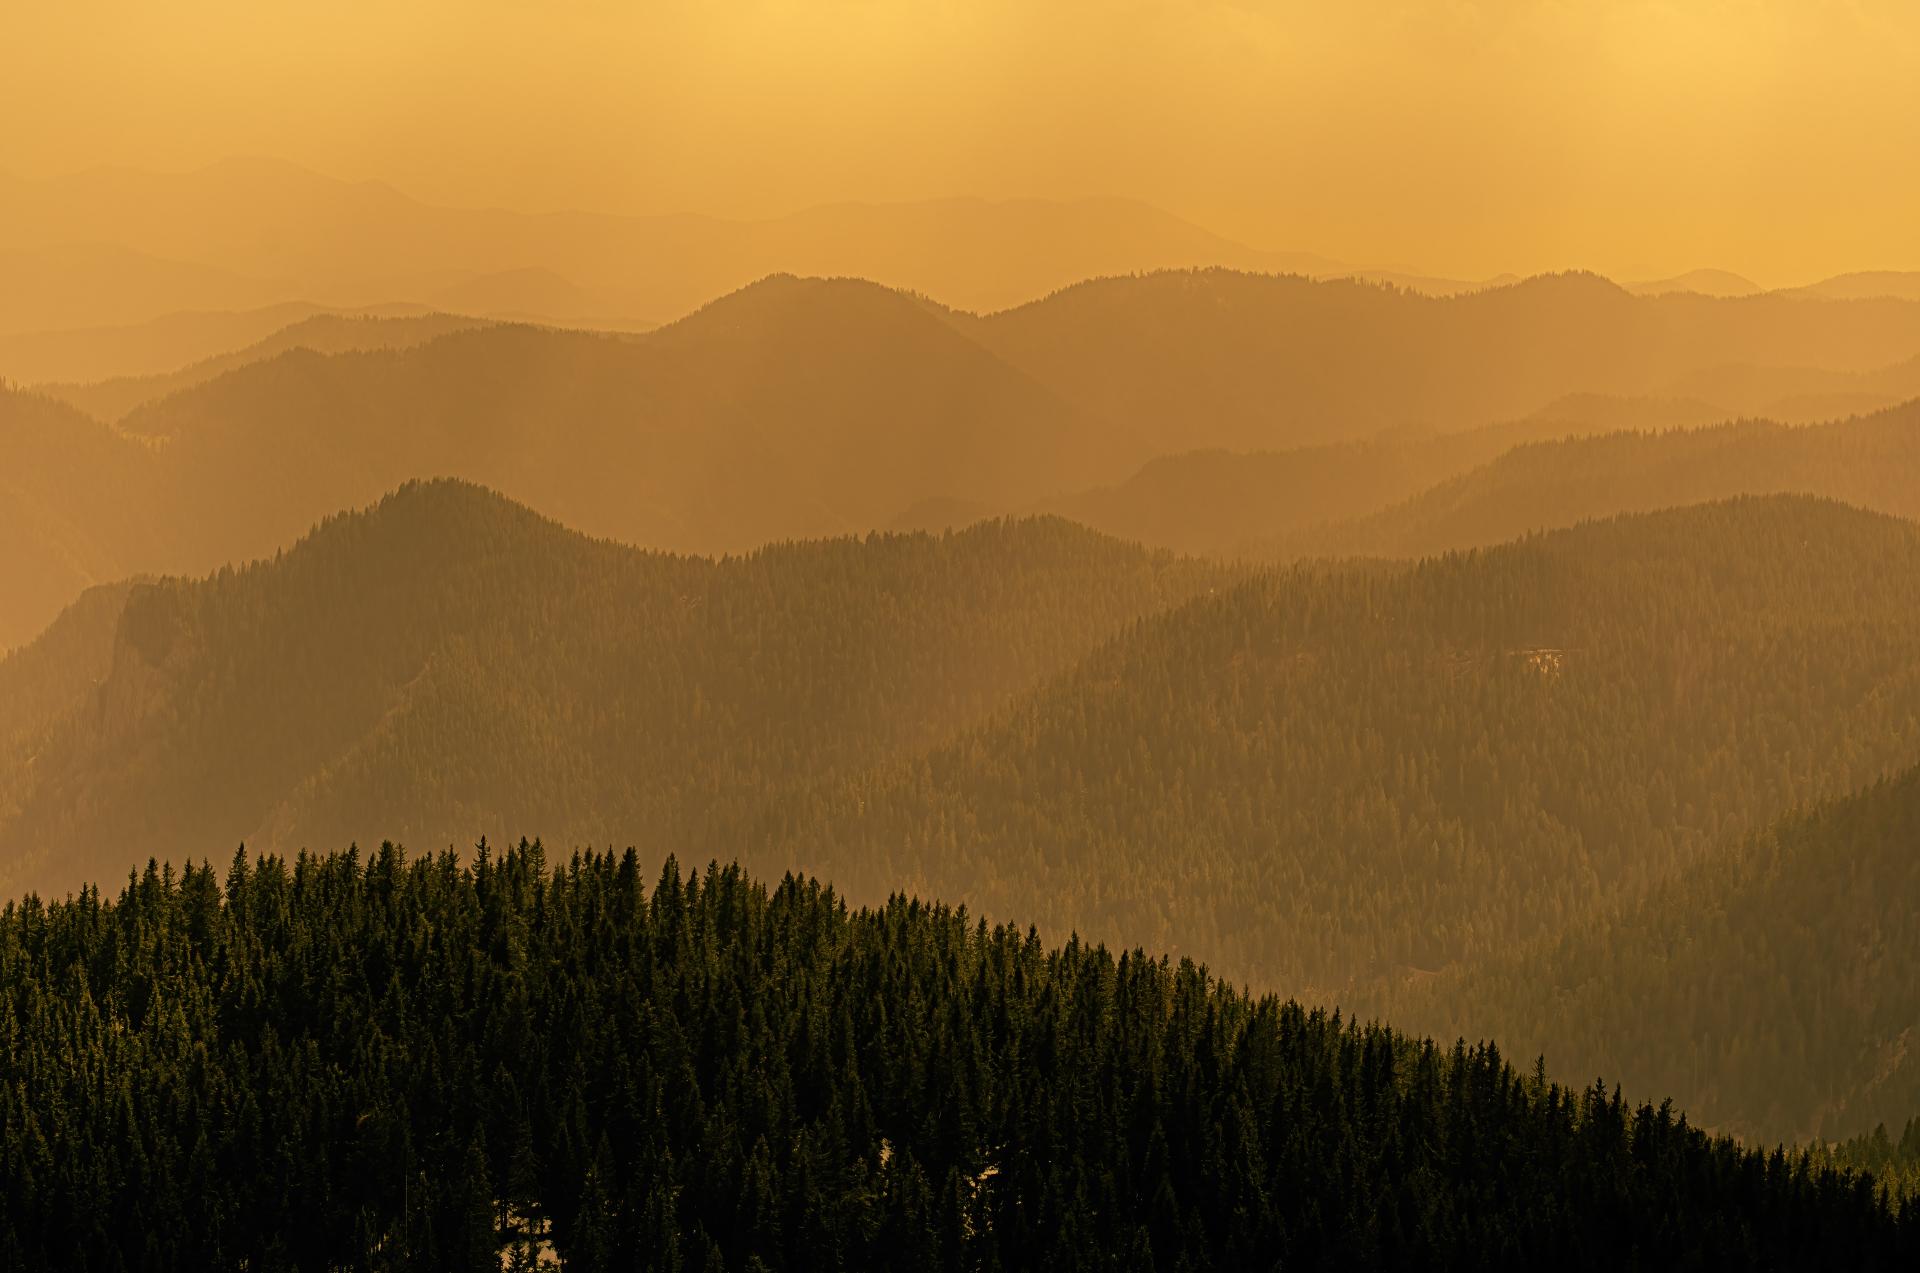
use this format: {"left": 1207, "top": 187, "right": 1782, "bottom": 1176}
{"left": 3, "top": 1, "right": 1917, "bottom": 286}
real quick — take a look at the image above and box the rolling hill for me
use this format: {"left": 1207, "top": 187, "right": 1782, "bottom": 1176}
{"left": 0, "top": 387, "right": 162, "bottom": 653}
{"left": 0, "top": 300, "right": 436, "bottom": 385}
{"left": 8, "top": 485, "right": 1920, "bottom": 1148}
{"left": 0, "top": 480, "right": 1226, "bottom": 898}
{"left": 0, "top": 277, "right": 1130, "bottom": 650}
{"left": 5, "top": 849, "right": 1911, "bottom": 1268}
{"left": 33, "top": 312, "right": 492, "bottom": 422}
{"left": 118, "top": 277, "right": 1133, "bottom": 558}
{"left": 13, "top": 268, "right": 1920, "bottom": 655}
{"left": 726, "top": 499, "right": 1920, "bottom": 1011}
{"left": 1398, "top": 764, "right": 1920, "bottom": 1145}
{"left": 962, "top": 269, "right": 1920, "bottom": 452}
{"left": 1286, "top": 402, "right": 1920, "bottom": 560}
{"left": 996, "top": 417, "right": 1631, "bottom": 555}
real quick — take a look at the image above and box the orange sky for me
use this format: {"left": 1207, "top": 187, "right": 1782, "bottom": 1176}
{"left": 5, "top": 1, "right": 1918, "bottom": 284}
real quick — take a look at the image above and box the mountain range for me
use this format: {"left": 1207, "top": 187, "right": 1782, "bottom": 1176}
{"left": 11, "top": 269, "right": 1920, "bottom": 651}
{"left": 5, "top": 481, "right": 1919, "bottom": 1148}
{"left": 8, "top": 158, "right": 1920, "bottom": 342}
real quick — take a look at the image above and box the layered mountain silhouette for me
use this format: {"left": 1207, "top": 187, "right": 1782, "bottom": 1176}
{"left": 34, "top": 312, "right": 491, "bottom": 422}
{"left": 1626, "top": 269, "right": 1764, "bottom": 298}
{"left": 16, "top": 157, "right": 1914, "bottom": 337}
{"left": 7, "top": 485, "right": 1919, "bottom": 1149}
{"left": 0, "top": 278, "right": 1122, "bottom": 649}
{"left": 0, "top": 480, "right": 1224, "bottom": 898}
{"left": 962, "top": 270, "right": 1920, "bottom": 451}
{"left": 12, "top": 268, "right": 1920, "bottom": 653}
{"left": 0, "top": 300, "right": 435, "bottom": 385}
{"left": 0, "top": 159, "right": 1362, "bottom": 328}
{"left": 1281, "top": 401, "right": 1920, "bottom": 560}
{"left": 0, "top": 389, "right": 159, "bottom": 654}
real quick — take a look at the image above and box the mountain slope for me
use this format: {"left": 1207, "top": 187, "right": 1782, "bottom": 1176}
{"left": 965, "top": 269, "right": 1920, "bottom": 452}
{"left": 4, "top": 849, "right": 1910, "bottom": 1268}
{"left": 0, "top": 480, "right": 1226, "bottom": 897}
{"left": 1401, "top": 766, "right": 1920, "bottom": 1144}
{"left": 35, "top": 312, "right": 491, "bottom": 422}
{"left": 725, "top": 498, "right": 1920, "bottom": 1005}
{"left": 14, "top": 269, "right": 1920, "bottom": 653}
{"left": 1013, "top": 417, "right": 1629, "bottom": 556}
{"left": 113, "top": 277, "right": 1132, "bottom": 561}
{"left": 0, "top": 277, "right": 1139, "bottom": 649}
{"left": 0, "top": 387, "right": 163, "bottom": 653}
{"left": 1291, "top": 402, "right": 1920, "bottom": 560}
{"left": 0, "top": 300, "right": 435, "bottom": 385}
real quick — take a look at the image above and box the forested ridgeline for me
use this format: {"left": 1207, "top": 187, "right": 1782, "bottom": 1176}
{"left": 1388, "top": 764, "right": 1920, "bottom": 1145}
{"left": 1, "top": 847, "right": 1913, "bottom": 1271}
{"left": 0, "top": 480, "right": 1230, "bottom": 898}
{"left": 716, "top": 497, "right": 1920, "bottom": 1007}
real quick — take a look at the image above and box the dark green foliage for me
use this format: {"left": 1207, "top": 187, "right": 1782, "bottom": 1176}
{"left": 0, "top": 847, "right": 1910, "bottom": 1270}
{"left": 1826, "top": 1118, "right": 1920, "bottom": 1203}
{"left": 1399, "top": 765, "right": 1920, "bottom": 1143}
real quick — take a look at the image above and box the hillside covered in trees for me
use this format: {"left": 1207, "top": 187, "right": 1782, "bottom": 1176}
{"left": 7, "top": 485, "right": 1920, "bottom": 1148}
{"left": 743, "top": 498, "right": 1920, "bottom": 1005}
{"left": 0, "top": 480, "right": 1225, "bottom": 898}
{"left": 1394, "top": 764, "right": 1920, "bottom": 1145}
{"left": 1, "top": 846, "right": 1912, "bottom": 1270}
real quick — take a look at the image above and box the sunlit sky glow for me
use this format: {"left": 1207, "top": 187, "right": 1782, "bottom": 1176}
{"left": 5, "top": 1, "right": 1917, "bottom": 283}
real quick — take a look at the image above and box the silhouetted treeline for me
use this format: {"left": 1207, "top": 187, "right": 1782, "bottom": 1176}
{"left": 2, "top": 846, "right": 1913, "bottom": 1270}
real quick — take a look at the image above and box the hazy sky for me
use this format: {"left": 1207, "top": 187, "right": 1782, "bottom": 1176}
{"left": 6, "top": 0, "right": 1917, "bottom": 282}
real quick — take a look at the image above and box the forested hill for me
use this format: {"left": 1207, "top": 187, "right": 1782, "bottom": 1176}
{"left": 1285, "top": 401, "right": 1920, "bottom": 560}
{"left": 0, "top": 480, "right": 1228, "bottom": 899}
{"left": 1, "top": 848, "right": 1912, "bottom": 1270}
{"left": 728, "top": 497, "right": 1920, "bottom": 1006}
{"left": 1395, "top": 763, "right": 1920, "bottom": 1146}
